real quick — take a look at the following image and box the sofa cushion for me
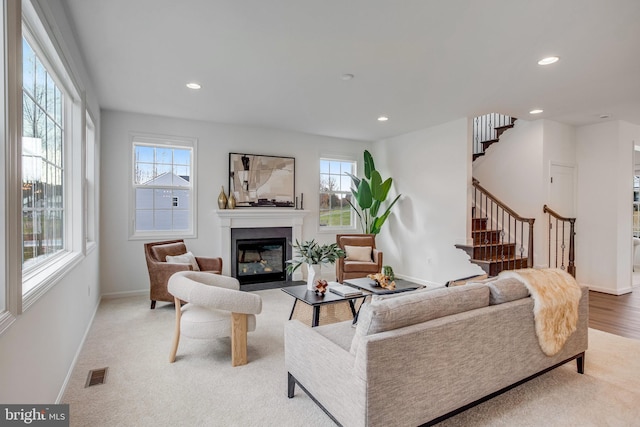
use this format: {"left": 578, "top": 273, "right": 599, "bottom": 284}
{"left": 344, "top": 245, "right": 372, "bottom": 261}
{"left": 151, "top": 242, "right": 188, "bottom": 261}
{"left": 484, "top": 277, "right": 530, "bottom": 304}
{"left": 350, "top": 284, "right": 490, "bottom": 355}
{"left": 343, "top": 261, "right": 379, "bottom": 272}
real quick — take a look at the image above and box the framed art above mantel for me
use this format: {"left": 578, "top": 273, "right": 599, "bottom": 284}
{"left": 229, "top": 153, "right": 295, "bottom": 208}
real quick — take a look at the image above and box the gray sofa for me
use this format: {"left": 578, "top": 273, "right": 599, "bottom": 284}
{"left": 284, "top": 278, "right": 589, "bottom": 427}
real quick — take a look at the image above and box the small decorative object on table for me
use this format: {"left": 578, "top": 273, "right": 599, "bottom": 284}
{"left": 314, "top": 279, "right": 328, "bottom": 296}
{"left": 367, "top": 273, "right": 396, "bottom": 290}
{"left": 382, "top": 265, "right": 395, "bottom": 281}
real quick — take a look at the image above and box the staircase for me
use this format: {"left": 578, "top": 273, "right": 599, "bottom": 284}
{"left": 473, "top": 114, "right": 517, "bottom": 161}
{"left": 456, "top": 179, "right": 535, "bottom": 276}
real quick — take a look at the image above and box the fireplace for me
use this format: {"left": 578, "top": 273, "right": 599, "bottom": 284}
{"left": 236, "top": 238, "right": 286, "bottom": 285}
{"left": 217, "top": 209, "right": 307, "bottom": 281}
{"left": 231, "top": 226, "right": 293, "bottom": 285}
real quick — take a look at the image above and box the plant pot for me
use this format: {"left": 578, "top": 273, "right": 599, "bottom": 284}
{"left": 307, "top": 263, "right": 321, "bottom": 291}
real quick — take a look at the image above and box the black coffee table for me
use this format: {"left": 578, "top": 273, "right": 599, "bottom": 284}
{"left": 281, "top": 284, "right": 365, "bottom": 327}
{"left": 343, "top": 277, "right": 426, "bottom": 294}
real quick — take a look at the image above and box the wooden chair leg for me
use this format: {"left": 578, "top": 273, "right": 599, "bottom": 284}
{"left": 169, "top": 297, "right": 182, "bottom": 363}
{"left": 150, "top": 300, "right": 156, "bottom": 309}
{"left": 231, "top": 312, "right": 248, "bottom": 367}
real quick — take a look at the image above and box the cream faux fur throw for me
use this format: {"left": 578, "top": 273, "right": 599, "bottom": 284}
{"left": 499, "top": 268, "right": 582, "bottom": 356}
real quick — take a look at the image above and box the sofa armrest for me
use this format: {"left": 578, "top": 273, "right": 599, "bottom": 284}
{"left": 372, "top": 249, "right": 382, "bottom": 266}
{"left": 284, "top": 320, "right": 366, "bottom": 427}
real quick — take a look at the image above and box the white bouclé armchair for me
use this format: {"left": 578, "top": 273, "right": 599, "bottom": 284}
{"left": 167, "top": 271, "right": 262, "bottom": 366}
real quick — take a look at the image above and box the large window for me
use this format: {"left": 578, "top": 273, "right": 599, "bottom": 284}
{"left": 21, "top": 37, "right": 64, "bottom": 270}
{"left": 319, "top": 158, "right": 355, "bottom": 228}
{"left": 132, "top": 136, "right": 196, "bottom": 237}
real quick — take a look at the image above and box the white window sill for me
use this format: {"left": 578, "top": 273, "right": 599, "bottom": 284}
{"left": 22, "top": 251, "right": 83, "bottom": 311}
{"left": 129, "top": 231, "right": 196, "bottom": 241}
{"left": 317, "top": 226, "right": 359, "bottom": 234}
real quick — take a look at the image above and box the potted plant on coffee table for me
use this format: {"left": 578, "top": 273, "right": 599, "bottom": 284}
{"left": 286, "top": 239, "right": 345, "bottom": 290}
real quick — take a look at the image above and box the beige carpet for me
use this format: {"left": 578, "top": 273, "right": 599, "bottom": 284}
{"left": 63, "top": 289, "right": 640, "bottom": 426}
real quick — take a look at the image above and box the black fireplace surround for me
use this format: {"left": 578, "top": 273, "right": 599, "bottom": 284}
{"left": 231, "top": 227, "right": 293, "bottom": 285}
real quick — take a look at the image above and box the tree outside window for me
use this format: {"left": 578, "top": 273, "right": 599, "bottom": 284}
{"left": 319, "top": 159, "right": 355, "bottom": 228}
{"left": 22, "top": 37, "right": 64, "bottom": 268}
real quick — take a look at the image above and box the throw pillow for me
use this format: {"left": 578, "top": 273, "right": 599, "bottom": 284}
{"left": 344, "top": 245, "right": 372, "bottom": 262}
{"left": 165, "top": 251, "right": 200, "bottom": 271}
{"left": 350, "top": 284, "right": 490, "bottom": 355}
{"left": 485, "top": 277, "right": 530, "bottom": 304}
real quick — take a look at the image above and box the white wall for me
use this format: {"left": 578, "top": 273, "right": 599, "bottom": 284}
{"left": 575, "top": 120, "right": 638, "bottom": 294}
{"left": 0, "top": 0, "right": 101, "bottom": 403}
{"left": 374, "top": 118, "right": 483, "bottom": 285}
{"left": 99, "top": 110, "right": 370, "bottom": 296}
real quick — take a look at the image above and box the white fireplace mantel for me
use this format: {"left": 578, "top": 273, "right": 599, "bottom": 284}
{"left": 216, "top": 209, "right": 309, "bottom": 279}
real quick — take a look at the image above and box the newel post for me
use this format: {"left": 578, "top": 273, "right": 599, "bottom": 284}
{"left": 527, "top": 219, "right": 535, "bottom": 268}
{"left": 568, "top": 218, "right": 576, "bottom": 278}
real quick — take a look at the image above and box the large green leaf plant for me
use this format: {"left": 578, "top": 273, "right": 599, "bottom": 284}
{"left": 286, "top": 239, "right": 345, "bottom": 274}
{"left": 345, "top": 150, "right": 401, "bottom": 235}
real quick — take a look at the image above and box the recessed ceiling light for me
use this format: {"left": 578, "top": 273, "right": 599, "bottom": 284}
{"left": 529, "top": 109, "right": 544, "bottom": 115}
{"left": 537, "top": 56, "right": 559, "bottom": 65}
{"left": 186, "top": 82, "right": 201, "bottom": 90}
{"left": 341, "top": 73, "right": 355, "bottom": 81}
{"left": 377, "top": 116, "right": 389, "bottom": 122}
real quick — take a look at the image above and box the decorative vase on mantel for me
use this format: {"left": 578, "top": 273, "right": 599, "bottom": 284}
{"left": 217, "top": 186, "right": 228, "bottom": 209}
{"left": 227, "top": 192, "right": 237, "bottom": 209}
{"left": 306, "top": 263, "right": 321, "bottom": 291}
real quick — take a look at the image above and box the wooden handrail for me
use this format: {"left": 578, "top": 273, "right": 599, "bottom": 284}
{"left": 472, "top": 178, "right": 535, "bottom": 269}
{"left": 472, "top": 179, "right": 535, "bottom": 224}
{"left": 543, "top": 204, "right": 576, "bottom": 278}
{"left": 543, "top": 204, "right": 575, "bottom": 222}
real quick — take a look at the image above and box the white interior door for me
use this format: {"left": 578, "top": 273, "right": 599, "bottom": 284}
{"left": 549, "top": 163, "right": 576, "bottom": 270}
{"left": 550, "top": 164, "right": 576, "bottom": 217}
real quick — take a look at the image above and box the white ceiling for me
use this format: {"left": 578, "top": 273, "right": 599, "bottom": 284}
{"left": 63, "top": 0, "right": 640, "bottom": 142}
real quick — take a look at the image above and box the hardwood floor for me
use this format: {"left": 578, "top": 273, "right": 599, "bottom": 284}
{"left": 589, "top": 284, "right": 640, "bottom": 340}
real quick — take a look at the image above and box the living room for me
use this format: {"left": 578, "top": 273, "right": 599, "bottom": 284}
{"left": 1, "top": 0, "right": 640, "bottom": 425}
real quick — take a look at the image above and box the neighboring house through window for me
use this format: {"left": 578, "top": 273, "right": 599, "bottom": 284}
{"left": 132, "top": 135, "right": 196, "bottom": 238}
{"left": 319, "top": 158, "right": 356, "bottom": 229}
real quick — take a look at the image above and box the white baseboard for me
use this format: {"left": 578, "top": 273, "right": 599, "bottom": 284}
{"left": 101, "top": 289, "right": 147, "bottom": 299}
{"left": 395, "top": 273, "right": 443, "bottom": 288}
{"left": 583, "top": 283, "right": 633, "bottom": 295}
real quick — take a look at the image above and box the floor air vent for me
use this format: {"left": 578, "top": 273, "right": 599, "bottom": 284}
{"left": 85, "top": 367, "right": 108, "bottom": 387}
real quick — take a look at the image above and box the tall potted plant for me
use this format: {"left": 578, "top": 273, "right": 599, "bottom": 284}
{"left": 286, "top": 239, "right": 345, "bottom": 290}
{"left": 346, "top": 150, "right": 401, "bottom": 234}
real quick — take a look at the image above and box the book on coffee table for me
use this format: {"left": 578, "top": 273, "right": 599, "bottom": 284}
{"left": 328, "top": 283, "right": 363, "bottom": 297}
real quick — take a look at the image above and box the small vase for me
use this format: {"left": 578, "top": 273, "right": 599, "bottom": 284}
{"left": 217, "top": 186, "right": 228, "bottom": 209}
{"left": 227, "top": 192, "right": 236, "bottom": 209}
{"left": 306, "top": 263, "right": 321, "bottom": 291}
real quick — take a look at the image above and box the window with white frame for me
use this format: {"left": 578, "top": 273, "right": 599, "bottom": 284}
{"left": 85, "top": 112, "right": 97, "bottom": 248}
{"left": 132, "top": 136, "right": 195, "bottom": 237}
{"left": 319, "top": 158, "right": 356, "bottom": 228}
{"left": 20, "top": 3, "right": 84, "bottom": 304}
